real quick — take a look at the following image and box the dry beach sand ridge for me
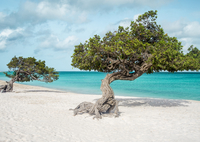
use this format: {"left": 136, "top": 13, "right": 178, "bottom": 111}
{"left": 0, "top": 80, "right": 200, "bottom": 142}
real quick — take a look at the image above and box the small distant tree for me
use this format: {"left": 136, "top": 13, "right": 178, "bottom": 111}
{"left": 0, "top": 56, "right": 59, "bottom": 92}
{"left": 71, "top": 10, "right": 200, "bottom": 119}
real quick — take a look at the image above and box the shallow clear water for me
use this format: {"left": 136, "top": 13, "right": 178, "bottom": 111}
{"left": 0, "top": 71, "right": 200, "bottom": 101}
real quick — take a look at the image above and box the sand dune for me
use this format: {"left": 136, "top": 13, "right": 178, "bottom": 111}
{"left": 0, "top": 80, "right": 200, "bottom": 142}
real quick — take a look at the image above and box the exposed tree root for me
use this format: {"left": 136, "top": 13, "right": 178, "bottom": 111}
{"left": 69, "top": 102, "right": 94, "bottom": 116}
{"left": 70, "top": 98, "right": 119, "bottom": 119}
{"left": 0, "top": 80, "right": 13, "bottom": 93}
{"left": 70, "top": 74, "right": 120, "bottom": 119}
{"left": 0, "top": 85, "right": 7, "bottom": 93}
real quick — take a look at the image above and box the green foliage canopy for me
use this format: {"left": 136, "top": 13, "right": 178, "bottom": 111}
{"left": 4, "top": 56, "right": 59, "bottom": 83}
{"left": 71, "top": 10, "right": 199, "bottom": 79}
{"left": 185, "top": 45, "right": 200, "bottom": 71}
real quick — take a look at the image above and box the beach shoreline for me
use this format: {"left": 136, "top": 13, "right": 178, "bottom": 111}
{"left": 0, "top": 80, "right": 200, "bottom": 141}
{"left": 1, "top": 79, "right": 199, "bottom": 102}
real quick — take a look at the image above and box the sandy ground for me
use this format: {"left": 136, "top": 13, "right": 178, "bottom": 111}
{"left": 0, "top": 80, "right": 200, "bottom": 142}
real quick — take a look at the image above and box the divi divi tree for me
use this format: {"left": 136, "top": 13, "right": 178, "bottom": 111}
{"left": 0, "top": 56, "right": 59, "bottom": 92}
{"left": 71, "top": 10, "right": 200, "bottom": 119}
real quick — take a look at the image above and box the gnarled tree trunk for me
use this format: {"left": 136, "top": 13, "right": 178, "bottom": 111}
{"left": 70, "top": 62, "right": 152, "bottom": 119}
{"left": 0, "top": 78, "right": 16, "bottom": 93}
{"left": 71, "top": 73, "right": 119, "bottom": 119}
{"left": 6, "top": 79, "right": 15, "bottom": 92}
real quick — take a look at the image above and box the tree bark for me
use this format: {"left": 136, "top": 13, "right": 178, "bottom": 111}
{"left": 0, "top": 77, "right": 16, "bottom": 93}
{"left": 5, "top": 78, "right": 15, "bottom": 92}
{"left": 0, "top": 84, "right": 7, "bottom": 93}
{"left": 1, "top": 69, "right": 21, "bottom": 93}
{"left": 71, "top": 73, "right": 119, "bottom": 119}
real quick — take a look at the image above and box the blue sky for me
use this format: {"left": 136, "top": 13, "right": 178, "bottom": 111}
{"left": 0, "top": 0, "right": 200, "bottom": 71}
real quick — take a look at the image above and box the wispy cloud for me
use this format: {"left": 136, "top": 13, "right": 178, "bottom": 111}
{"left": 35, "top": 34, "right": 78, "bottom": 53}
{"left": 0, "top": 28, "right": 24, "bottom": 50}
{"left": 0, "top": 1, "right": 89, "bottom": 30}
{"left": 99, "top": 14, "right": 140, "bottom": 37}
{"left": 162, "top": 19, "right": 200, "bottom": 52}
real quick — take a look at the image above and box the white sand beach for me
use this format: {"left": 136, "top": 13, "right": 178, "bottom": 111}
{"left": 0, "top": 80, "right": 200, "bottom": 142}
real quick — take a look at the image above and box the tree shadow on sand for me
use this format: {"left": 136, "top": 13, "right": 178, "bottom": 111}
{"left": 72, "top": 98, "right": 190, "bottom": 118}
{"left": 116, "top": 98, "right": 190, "bottom": 107}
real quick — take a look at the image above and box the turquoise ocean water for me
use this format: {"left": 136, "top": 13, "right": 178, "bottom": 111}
{"left": 0, "top": 71, "right": 200, "bottom": 101}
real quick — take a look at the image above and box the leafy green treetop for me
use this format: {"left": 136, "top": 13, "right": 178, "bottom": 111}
{"left": 72, "top": 10, "right": 199, "bottom": 78}
{"left": 71, "top": 10, "right": 200, "bottom": 119}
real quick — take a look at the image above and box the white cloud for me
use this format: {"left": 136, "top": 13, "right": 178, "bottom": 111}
{"left": 162, "top": 19, "right": 200, "bottom": 53}
{"left": 133, "top": 14, "right": 141, "bottom": 21}
{"left": 35, "top": 1, "right": 73, "bottom": 20}
{"left": 119, "top": 18, "right": 132, "bottom": 28}
{"left": 57, "top": 36, "right": 78, "bottom": 49}
{"left": 183, "top": 22, "right": 200, "bottom": 37}
{"left": 162, "top": 19, "right": 200, "bottom": 38}
{"left": 0, "top": 1, "right": 89, "bottom": 30}
{"left": 39, "top": 35, "right": 78, "bottom": 50}
{"left": 98, "top": 13, "right": 142, "bottom": 37}
{"left": 118, "top": 14, "right": 141, "bottom": 28}
{"left": 0, "top": 28, "right": 24, "bottom": 50}
{"left": 0, "top": 29, "right": 13, "bottom": 37}
{"left": 180, "top": 37, "right": 200, "bottom": 53}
